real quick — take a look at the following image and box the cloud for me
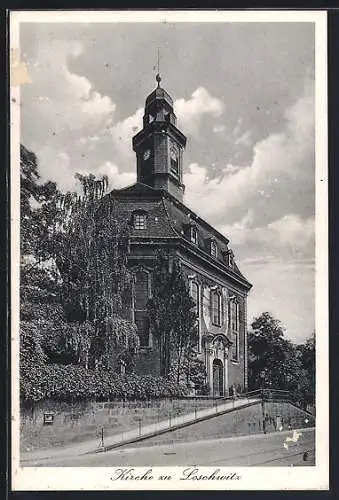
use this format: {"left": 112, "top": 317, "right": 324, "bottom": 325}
{"left": 183, "top": 77, "right": 315, "bottom": 228}
{"left": 245, "top": 258, "right": 315, "bottom": 343}
{"left": 220, "top": 211, "right": 315, "bottom": 343}
{"left": 213, "top": 125, "right": 226, "bottom": 134}
{"left": 110, "top": 108, "right": 144, "bottom": 159}
{"left": 22, "top": 41, "right": 115, "bottom": 140}
{"left": 21, "top": 39, "right": 117, "bottom": 187}
{"left": 175, "top": 87, "right": 224, "bottom": 137}
{"left": 181, "top": 79, "right": 315, "bottom": 341}
{"left": 235, "top": 130, "right": 252, "bottom": 147}
{"left": 232, "top": 118, "right": 243, "bottom": 136}
{"left": 220, "top": 211, "right": 314, "bottom": 247}
{"left": 96, "top": 161, "right": 136, "bottom": 189}
{"left": 219, "top": 212, "right": 314, "bottom": 262}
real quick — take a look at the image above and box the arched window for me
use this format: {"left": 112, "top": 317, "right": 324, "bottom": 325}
{"left": 225, "top": 250, "right": 234, "bottom": 268}
{"left": 133, "top": 211, "right": 147, "bottom": 230}
{"left": 211, "top": 290, "right": 221, "bottom": 326}
{"left": 134, "top": 269, "right": 151, "bottom": 347}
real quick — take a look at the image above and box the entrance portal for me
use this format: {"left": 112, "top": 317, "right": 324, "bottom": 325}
{"left": 213, "top": 359, "right": 224, "bottom": 396}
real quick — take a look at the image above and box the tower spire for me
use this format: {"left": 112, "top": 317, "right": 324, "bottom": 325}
{"left": 132, "top": 62, "right": 187, "bottom": 202}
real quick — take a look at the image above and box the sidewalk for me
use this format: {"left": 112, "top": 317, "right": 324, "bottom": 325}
{"left": 20, "top": 397, "right": 260, "bottom": 464}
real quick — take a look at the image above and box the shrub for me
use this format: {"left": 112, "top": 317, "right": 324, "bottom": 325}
{"left": 20, "top": 364, "right": 188, "bottom": 403}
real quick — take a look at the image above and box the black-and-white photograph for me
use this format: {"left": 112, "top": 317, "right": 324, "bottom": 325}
{"left": 10, "top": 10, "right": 328, "bottom": 490}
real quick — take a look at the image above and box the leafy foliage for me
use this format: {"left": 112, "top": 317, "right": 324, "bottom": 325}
{"left": 20, "top": 144, "right": 61, "bottom": 263}
{"left": 55, "top": 174, "right": 131, "bottom": 320}
{"left": 54, "top": 173, "right": 133, "bottom": 366}
{"left": 248, "top": 312, "right": 315, "bottom": 407}
{"left": 248, "top": 312, "right": 302, "bottom": 391}
{"left": 20, "top": 364, "right": 188, "bottom": 403}
{"left": 20, "top": 145, "right": 66, "bottom": 370}
{"left": 147, "top": 253, "right": 199, "bottom": 381}
{"left": 18, "top": 147, "right": 199, "bottom": 403}
{"left": 294, "top": 332, "right": 315, "bottom": 407}
{"left": 98, "top": 316, "right": 140, "bottom": 372}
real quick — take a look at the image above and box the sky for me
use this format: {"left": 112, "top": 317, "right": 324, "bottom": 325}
{"left": 19, "top": 19, "right": 316, "bottom": 344}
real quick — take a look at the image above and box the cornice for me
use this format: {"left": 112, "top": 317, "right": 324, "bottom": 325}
{"left": 129, "top": 238, "right": 251, "bottom": 292}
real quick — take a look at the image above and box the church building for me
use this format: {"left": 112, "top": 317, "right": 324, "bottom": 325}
{"left": 109, "top": 74, "right": 252, "bottom": 396}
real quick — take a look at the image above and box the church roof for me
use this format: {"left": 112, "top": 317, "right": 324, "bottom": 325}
{"left": 108, "top": 182, "right": 252, "bottom": 289}
{"left": 161, "top": 191, "right": 250, "bottom": 285}
{"left": 110, "top": 182, "right": 162, "bottom": 198}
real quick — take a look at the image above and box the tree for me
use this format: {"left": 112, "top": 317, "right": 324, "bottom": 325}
{"left": 295, "top": 332, "right": 315, "bottom": 407}
{"left": 248, "top": 312, "right": 302, "bottom": 391}
{"left": 147, "top": 253, "right": 199, "bottom": 380}
{"left": 20, "top": 144, "right": 61, "bottom": 268}
{"left": 20, "top": 147, "right": 136, "bottom": 372}
{"left": 20, "top": 145, "right": 68, "bottom": 372}
{"left": 54, "top": 173, "right": 134, "bottom": 368}
{"left": 99, "top": 316, "right": 140, "bottom": 373}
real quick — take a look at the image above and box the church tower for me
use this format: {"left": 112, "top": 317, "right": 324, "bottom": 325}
{"left": 132, "top": 74, "right": 187, "bottom": 202}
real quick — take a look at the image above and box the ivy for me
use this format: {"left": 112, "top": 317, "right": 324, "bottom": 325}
{"left": 20, "top": 364, "right": 188, "bottom": 403}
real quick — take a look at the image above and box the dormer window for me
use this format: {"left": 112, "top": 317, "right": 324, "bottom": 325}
{"left": 190, "top": 226, "right": 198, "bottom": 244}
{"left": 133, "top": 212, "right": 147, "bottom": 230}
{"left": 210, "top": 240, "right": 218, "bottom": 258}
{"left": 227, "top": 250, "right": 234, "bottom": 268}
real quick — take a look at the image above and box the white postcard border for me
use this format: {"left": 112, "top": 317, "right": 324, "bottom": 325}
{"left": 10, "top": 9, "right": 329, "bottom": 491}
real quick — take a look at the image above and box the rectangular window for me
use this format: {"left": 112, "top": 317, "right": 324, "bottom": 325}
{"left": 212, "top": 291, "right": 221, "bottom": 326}
{"left": 134, "top": 312, "right": 149, "bottom": 348}
{"left": 191, "top": 282, "right": 199, "bottom": 315}
{"left": 134, "top": 214, "right": 146, "bottom": 230}
{"left": 134, "top": 270, "right": 150, "bottom": 347}
{"left": 231, "top": 301, "right": 240, "bottom": 331}
{"left": 231, "top": 331, "right": 239, "bottom": 361}
{"left": 135, "top": 271, "right": 149, "bottom": 309}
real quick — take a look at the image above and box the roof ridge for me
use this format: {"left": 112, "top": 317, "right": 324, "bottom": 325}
{"left": 160, "top": 194, "right": 180, "bottom": 238}
{"left": 162, "top": 190, "right": 230, "bottom": 246}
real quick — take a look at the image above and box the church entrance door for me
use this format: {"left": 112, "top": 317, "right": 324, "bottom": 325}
{"left": 212, "top": 359, "right": 224, "bottom": 396}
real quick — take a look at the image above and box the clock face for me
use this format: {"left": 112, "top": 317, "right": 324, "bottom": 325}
{"left": 143, "top": 149, "right": 151, "bottom": 161}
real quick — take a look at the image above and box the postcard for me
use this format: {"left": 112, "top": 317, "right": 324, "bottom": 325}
{"left": 10, "top": 9, "right": 328, "bottom": 491}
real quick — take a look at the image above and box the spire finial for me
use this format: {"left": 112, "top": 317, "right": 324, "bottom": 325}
{"left": 156, "top": 48, "right": 161, "bottom": 87}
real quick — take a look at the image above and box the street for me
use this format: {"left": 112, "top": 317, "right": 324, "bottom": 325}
{"left": 23, "top": 427, "right": 315, "bottom": 467}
